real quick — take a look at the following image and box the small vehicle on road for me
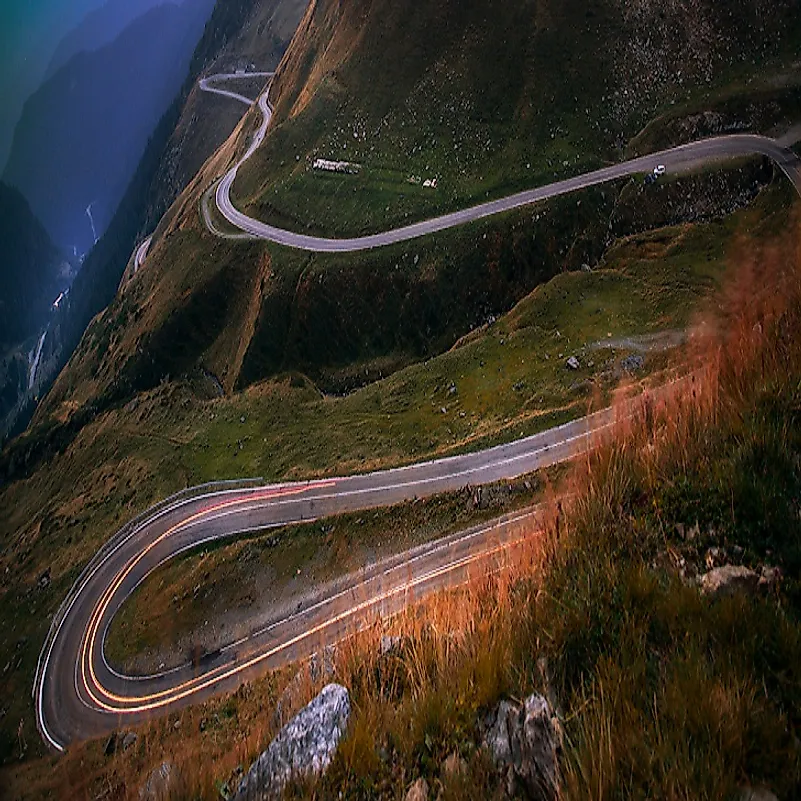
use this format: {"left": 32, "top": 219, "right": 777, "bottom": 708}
{"left": 653, "top": 165, "right": 667, "bottom": 177}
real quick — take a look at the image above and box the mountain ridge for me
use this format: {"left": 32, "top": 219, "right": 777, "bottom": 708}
{"left": 3, "top": 0, "right": 214, "bottom": 254}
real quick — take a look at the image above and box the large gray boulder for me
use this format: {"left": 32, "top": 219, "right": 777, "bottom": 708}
{"left": 483, "top": 694, "right": 561, "bottom": 801}
{"left": 235, "top": 684, "right": 351, "bottom": 800}
{"left": 139, "top": 762, "right": 175, "bottom": 801}
{"left": 698, "top": 565, "right": 759, "bottom": 598}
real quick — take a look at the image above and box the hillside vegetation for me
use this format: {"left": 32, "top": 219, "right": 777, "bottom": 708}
{"left": 1, "top": 0, "right": 801, "bottom": 795}
{"left": 0, "top": 175, "right": 796, "bottom": 774}
{"left": 4, "top": 172, "right": 800, "bottom": 801}
{"left": 235, "top": 0, "right": 801, "bottom": 236}
{"left": 26, "top": 0, "right": 801, "bottom": 439}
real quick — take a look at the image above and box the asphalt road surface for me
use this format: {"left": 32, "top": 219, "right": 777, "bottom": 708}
{"left": 36, "top": 402, "right": 637, "bottom": 751}
{"left": 128, "top": 72, "right": 273, "bottom": 270}
{"left": 198, "top": 72, "right": 274, "bottom": 107}
{"left": 45, "top": 72, "right": 801, "bottom": 752}
{"left": 214, "top": 86, "right": 801, "bottom": 252}
{"left": 133, "top": 236, "right": 152, "bottom": 274}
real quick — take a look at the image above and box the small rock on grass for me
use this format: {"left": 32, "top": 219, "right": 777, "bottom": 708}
{"left": 698, "top": 565, "right": 759, "bottom": 598}
{"left": 139, "top": 762, "right": 175, "bottom": 801}
{"left": 380, "top": 635, "right": 403, "bottom": 656}
{"left": 482, "top": 694, "right": 561, "bottom": 801}
{"left": 235, "top": 684, "right": 350, "bottom": 800}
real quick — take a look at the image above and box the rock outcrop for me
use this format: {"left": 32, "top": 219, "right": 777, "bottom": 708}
{"left": 139, "top": 761, "right": 175, "bottom": 801}
{"left": 482, "top": 693, "right": 562, "bottom": 801}
{"left": 235, "top": 684, "right": 351, "bottom": 800}
{"left": 698, "top": 565, "right": 759, "bottom": 598}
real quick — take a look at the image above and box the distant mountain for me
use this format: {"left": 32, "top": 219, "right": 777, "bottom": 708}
{"left": 12, "top": 0, "right": 301, "bottom": 443}
{"left": 3, "top": 0, "right": 215, "bottom": 254}
{"left": 44, "top": 0, "right": 180, "bottom": 81}
{"left": 0, "top": 182, "right": 64, "bottom": 349}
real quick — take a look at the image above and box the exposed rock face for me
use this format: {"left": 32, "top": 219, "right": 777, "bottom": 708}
{"left": 698, "top": 565, "right": 759, "bottom": 598}
{"left": 273, "top": 647, "right": 337, "bottom": 726}
{"left": 139, "top": 761, "right": 175, "bottom": 801}
{"left": 235, "top": 684, "right": 351, "bottom": 800}
{"left": 482, "top": 694, "right": 561, "bottom": 801}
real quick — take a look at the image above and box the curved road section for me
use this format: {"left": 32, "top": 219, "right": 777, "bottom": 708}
{"left": 133, "top": 236, "right": 152, "bottom": 274}
{"left": 44, "top": 72, "right": 800, "bottom": 751}
{"left": 129, "top": 72, "right": 273, "bottom": 273}
{"left": 36, "top": 405, "right": 627, "bottom": 751}
{"left": 214, "top": 87, "right": 801, "bottom": 252}
{"left": 198, "top": 72, "right": 274, "bottom": 107}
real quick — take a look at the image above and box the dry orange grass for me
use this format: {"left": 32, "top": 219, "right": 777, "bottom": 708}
{"left": 7, "top": 210, "right": 801, "bottom": 799}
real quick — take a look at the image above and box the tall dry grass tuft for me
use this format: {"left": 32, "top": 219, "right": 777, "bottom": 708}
{"left": 322, "top": 209, "right": 801, "bottom": 799}
{"left": 548, "top": 210, "right": 801, "bottom": 800}
{"left": 18, "top": 216, "right": 801, "bottom": 800}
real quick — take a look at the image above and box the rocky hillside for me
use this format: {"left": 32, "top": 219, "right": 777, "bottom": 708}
{"left": 145, "top": 0, "right": 308, "bottom": 222}
{"left": 234, "top": 0, "right": 801, "bottom": 236}
{"left": 0, "top": 183, "right": 70, "bottom": 441}
{"left": 0, "top": 183, "right": 64, "bottom": 349}
{"left": 3, "top": 0, "right": 215, "bottom": 254}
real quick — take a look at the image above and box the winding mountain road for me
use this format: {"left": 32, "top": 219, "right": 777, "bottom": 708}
{"left": 45, "top": 71, "right": 801, "bottom": 752}
{"left": 133, "top": 236, "right": 152, "bottom": 274}
{"left": 212, "top": 85, "right": 801, "bottom": 252}
{"left": 198, "top": 72, "right": 274, "bottom": 107}
{"left": 36, "top": 403, "right": 632, "bottom": 751}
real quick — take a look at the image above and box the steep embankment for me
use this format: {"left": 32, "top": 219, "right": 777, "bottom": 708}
{"left": 30, "top": 0, "right": 801, "bottom": 431}
{"left": 3, "top": 0, "right": 215, "bottom": 254}
{"left": 0, "top": 184, "right": 64, "bottom": 349}
{"left": 235, "top": 0, "right": 801, "bottom": 236}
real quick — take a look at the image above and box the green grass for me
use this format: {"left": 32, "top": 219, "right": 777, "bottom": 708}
{"left": 227, "top": 0, "right": 801, "bottom": 239}
{"left": 186, "top": 179, "right": 791, "bottom": 484}
{"left": 103, "top": 181, "right": 796, "bottom": 670}
{"left": 0, "top": 183, "right": 775, "bottom": 765}
{"left": 627, "top": 69, "right": 801, "bottom": 157}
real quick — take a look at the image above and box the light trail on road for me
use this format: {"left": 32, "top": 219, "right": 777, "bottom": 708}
{"left": 44, "top": 67, "right": 801, "bottom": 754}
{"left": 36, "top": 403, "right": 629, "bottom": 751}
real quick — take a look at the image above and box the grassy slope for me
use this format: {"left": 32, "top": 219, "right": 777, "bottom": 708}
{"left": 312, "top": 212, "right": 801, "bottom": 800}
{"left": 4, "top": 190, "right": 800, "bottom": 801}
{"left": 233, "top": 0, "right": 801, "bottom": 237}
{"left": 29, "top": 158, "right": 774, "bottom": 436}
{"left": 25, "top": 0, "right": 800, "bottom": 433}
{"left": 0, "top": 179, "right": 794, "bottom": 771}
